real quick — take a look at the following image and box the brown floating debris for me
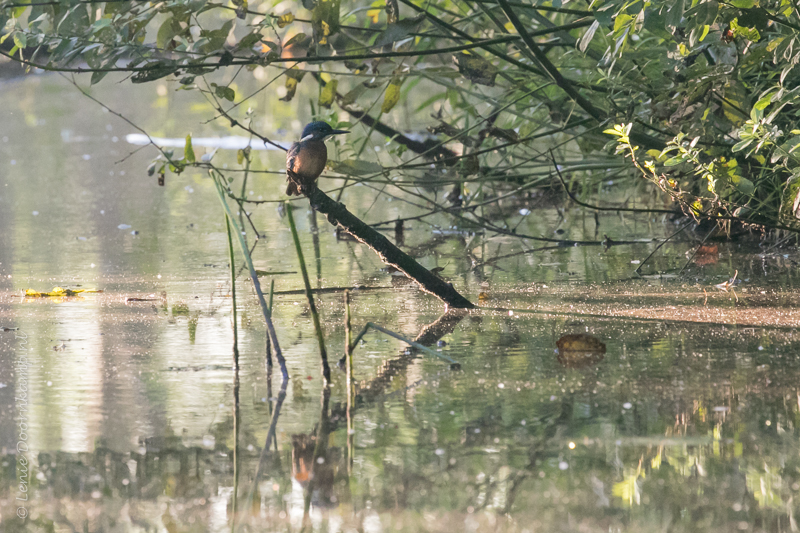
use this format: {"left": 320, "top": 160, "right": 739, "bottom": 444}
{"left": 556, "top": 333, "right": 606, "bottom": 369}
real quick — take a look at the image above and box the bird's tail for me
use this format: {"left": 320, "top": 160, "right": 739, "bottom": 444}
{"left": 286, "top": 179, "right": 300, "bottom": 196}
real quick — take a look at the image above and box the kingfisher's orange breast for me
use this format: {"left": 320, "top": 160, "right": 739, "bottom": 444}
{"left": 291, "top": 140, "right": 327, "bottom": 179}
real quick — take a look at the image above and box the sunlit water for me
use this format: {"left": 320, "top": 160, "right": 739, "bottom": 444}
{"left": 1, "top": 73, "right": 799, "bottom": 532}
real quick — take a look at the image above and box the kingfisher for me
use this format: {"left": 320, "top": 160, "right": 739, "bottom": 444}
{"left": 285, "top": 121, "right": 349, "bottom": 196}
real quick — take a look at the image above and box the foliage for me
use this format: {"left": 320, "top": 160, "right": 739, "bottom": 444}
{"left": 4, "top": 0, "right": 800, "bottom": 230}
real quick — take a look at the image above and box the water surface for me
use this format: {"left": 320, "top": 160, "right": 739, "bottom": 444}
{"left": 1, "top": 73, "right": 799, "bottom": 533}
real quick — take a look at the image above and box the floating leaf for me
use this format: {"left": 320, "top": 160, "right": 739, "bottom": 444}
{"left": 277, "top": 12, "right": 294, "bottom": 28}
{"left": 381, "top": 77, "right": 403, "bottom": 113}
{"left": 319, "top": 79, "right": 337, "bottom": 108}
{"left": 25, "top": 287, "right": 103, "bottom": 298}
{"left": 453, "top": 53, "right": 497, "bottom": 86}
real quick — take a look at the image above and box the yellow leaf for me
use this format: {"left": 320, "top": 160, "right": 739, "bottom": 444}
{"left": 367, "top": 8, "right": 381, "bottom": 24}
{"left": 381, "top": 77, "right": 403, "bottom": 113}
{"left": 281, "top": 76, "right": 298, "bottom": 101}
{"left": 277, "top": 12, "right": 294, "bottom": 28}
{"left": 24, "top": 287, "right": 102, "bottom": 298}
{"left": 319, "top": 79, "right": 337, "bottom": 108}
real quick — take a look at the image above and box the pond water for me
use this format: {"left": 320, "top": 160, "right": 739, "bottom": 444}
{"left": 1, "top": 73, "right": 799, "bottom": 532}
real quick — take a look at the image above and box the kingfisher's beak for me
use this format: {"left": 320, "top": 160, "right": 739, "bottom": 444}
{"left": 330, "top": 129, "right": 349, "bottom": 135}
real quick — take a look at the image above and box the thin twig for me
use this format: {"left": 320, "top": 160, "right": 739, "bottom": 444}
{"left": 286, "top": 205, "right": 331, "bottom": 383}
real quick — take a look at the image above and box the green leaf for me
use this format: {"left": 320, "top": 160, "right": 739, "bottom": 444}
{"left": 685, "top": 1, "right": 718, "bottom": 27}
{"left": 732, "top": 139, "right": 752, "bottom": 152}
{"left": 373, "top": 14, "right": 424, "bottom": 47}
{"left": 91, "top": 70, "right": 109, "bottom": 85}
{"left": 215, "top": 85, "right": 235, "bottom": 102}
{"left": 730, "top": 18, "right": 760, "bottom": 42}
{"left": 13, "top": 32, "right": 26, "bottom": 50}
{"left": 754, "top": 92, "right": 774, "bottom": 111}
{"left": 578, "top": 20, "right": 599, "bottom": 53}
{"left": 341, "top": 84, "right": 367, "bottom": 106}
{"left": 236, "top": 31, "right": 263, "bottom": 51}
{"left": 132, "top": 63, "right": 177, "bottom": 83}
{"left": 156, "top": 16, "right": 180, "bottom": 49}
{"left": 731, "top": 175, "right": 755, "bottom": 195}
{"left": 184, "top": 134, "right": 195, "bottom": 164}
{"left": 311, "top": 0, "right": 341, "bottom": 45}
{"left": 613, "top": 13, "right": 632, "bottom": 34}
{"left": 283, "top": 32, "right": 308, "bottom": 47}
{"left": 453, "top": 53, "right": 497, "bottom": 86}
{"left": 665, "top": 0, "right": 684, "bottom": 28}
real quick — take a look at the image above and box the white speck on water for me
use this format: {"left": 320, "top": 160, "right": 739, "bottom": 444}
{"left": 559, "top": 461, "right": 569, "bottom": 470}
{"left": 520, "top": 419, "right": 526, "bottom": 425}
{"left": 118, "top": 224, "right": 131, "bottom": 229}
{"left": 82, "top": 154, "right": 91, "bottom": 160}
{"left": 157, "top": 275, "right": 162, "bottom": 279}
{"left": 90, "top": 263, "right": 96, "bottom": 268}
{"left": 47, "top": 381, "right": 52, "bottom": 386}
{"left": 550, "top": 395, "right": 556, "bottom": 401}
{"left": 435, "top": 448, "right": 445, "bottom": 456}
{"left": 184, "top": 186, "right": 194, "bottom": 193}
{"left": 100, "top": 210, "right": 105, "bottom": 215}
{"left": 450, "top": 411, "right": 455, "bottom": 415}
{"left": 498, "top": 383, "right": 505, "bottom": 389}
{"left": 112, "top": 136, "right": 119, "bottom": 143}
{"left": 10, "top": 160, "right": 16, "bottom": 165}
{"left": 758, "top": 345, "right": 764, "bottom": 351}
{"left": 519, "top": 208, "right": 531, "bottom": 216}
{"left": 623, "top": 402, "right": 632, "bottom": 409}
{"left": 32, "top": 211, "right": 38, "bottom": 216}
{"left": 316, "top": 457, "right": 325, "bottom": 464}
{"left": 630, "top": 260, "right": 641, "bottom": 264}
